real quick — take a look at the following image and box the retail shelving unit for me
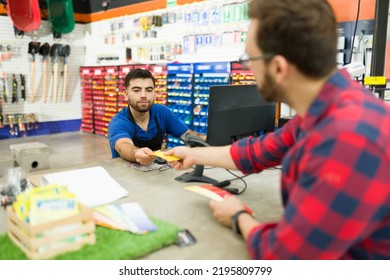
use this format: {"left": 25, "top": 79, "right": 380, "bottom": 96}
{"left": 98, "top": 66, "right": 119, "bottom": 136}
{"left": 91, "top": 67, "right": 113, "bottom": 137}
{"left": 230, "top": 61, "right": 256, "bottom": 85}
{"left": 117, "top": 65, "right": 133, "bottom": 110}
{"left": 166, "top": 63, "right": 193, "bottom": 148}
{"left": 149, "top": 64, "right": 168, "bottom": 105}
{"left": 80, "top": 67, "right": 94, "bottom": 133}
{"left": 192, "top": 62, "right": 231, "bottom": 135}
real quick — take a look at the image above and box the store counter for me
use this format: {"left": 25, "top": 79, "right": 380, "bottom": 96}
{"left": 0, "top": 157, "right": 283, "bottom": 260}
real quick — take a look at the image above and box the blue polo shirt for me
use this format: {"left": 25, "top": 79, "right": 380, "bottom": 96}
{"left": 108, "top": 104, "right": 188, "bottom": 158}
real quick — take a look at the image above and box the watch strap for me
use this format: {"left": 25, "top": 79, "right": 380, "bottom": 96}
{"left": 231, "top": 209, "right": 249, "bottom": 235}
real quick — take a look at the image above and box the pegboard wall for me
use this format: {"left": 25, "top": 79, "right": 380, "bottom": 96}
{"left": 84, "top": 0, "right": 249, "bottom": 66}
{"left": 0, "top": 16, "right": 86, "bottom": 123}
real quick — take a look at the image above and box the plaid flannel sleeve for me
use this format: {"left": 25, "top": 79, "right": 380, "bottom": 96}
{"left": 230, "top": 116, "right": 298, "bottom": 173}
{"left": 246, "top": 133, "right": 389, "bottom": 259}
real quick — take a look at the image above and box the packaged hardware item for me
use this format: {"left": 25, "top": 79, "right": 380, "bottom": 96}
{"left": 0, "top": 167, "right": 31, "bottom": 208}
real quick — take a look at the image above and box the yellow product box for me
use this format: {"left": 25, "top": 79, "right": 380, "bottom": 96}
{"left": 7, "top": 203, "right": 95, "bottom": 260}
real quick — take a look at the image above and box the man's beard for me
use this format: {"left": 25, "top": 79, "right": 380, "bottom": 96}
{"left": 129, "top": 100, "right": 152, "bottom": 113}
{"left": 258, "top": 71, "right": 285, "bottom": 103}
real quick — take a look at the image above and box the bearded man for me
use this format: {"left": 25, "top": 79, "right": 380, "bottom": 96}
{"left": 108, "top": 68, "right": 203, "bottom": 165}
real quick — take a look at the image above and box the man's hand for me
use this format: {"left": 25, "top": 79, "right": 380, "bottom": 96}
{"left": 198, "top": 134, "right": 207, "bottom": 141}
{"left": 134, "top": 147, "right": 156, "bottom": 165}
{"left": 209, "top": 196, "right": 246, "bottom": 228}
{"left": 164, "top": 146, "right": 195, "bottom": 170}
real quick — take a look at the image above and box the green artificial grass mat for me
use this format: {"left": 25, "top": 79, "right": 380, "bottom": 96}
{"left": 0, "top": 217, "right": 180, "bottom": 260}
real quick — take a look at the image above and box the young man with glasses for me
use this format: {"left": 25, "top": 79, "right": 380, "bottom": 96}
{"left": 108, "top": 68, "right": 204, "bottom": 165}
{"left": 166, "top": 0, "right": 390, "bottom": 259}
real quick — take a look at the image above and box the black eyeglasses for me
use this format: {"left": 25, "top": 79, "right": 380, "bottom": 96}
{"left": 238, "top": 53, "right": 275, "bottom": 67}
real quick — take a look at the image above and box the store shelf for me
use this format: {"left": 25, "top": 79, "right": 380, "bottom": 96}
{"left": 192, "top": 62, "right": 231, "bottom": 135}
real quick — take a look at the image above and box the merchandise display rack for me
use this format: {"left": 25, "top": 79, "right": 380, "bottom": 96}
{"left": 80, "top": 67, "right": 94, "bottom": 133}
{"left": 149, "top": 64, "right": 168, "bottom": 105}
{"left": 92, "top": 66, "right": 116, "bottom": 137}
{"left": 230, "top": 61, "right": 256, "bottom": 85}
{"left": 166, "top": 63, "right": 193, "bottom": 148}
{"left": 192, "top": 62, "right": 231, "bottom": 135}
{"left": 117, "top": 65, "right": 133, "bottom": 109}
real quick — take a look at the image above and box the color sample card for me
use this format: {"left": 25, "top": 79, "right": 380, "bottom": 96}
{"left": 185, "top": 184, "right": 254, "bottom": 215}
{"left": 94, "top": 202, "right": 157, "bottom": 234}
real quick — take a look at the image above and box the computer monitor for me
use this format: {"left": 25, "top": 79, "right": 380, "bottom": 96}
{"left": 175, "top": 84, "right": 276, "bottom": 184}
{"left": 207, "top": 84, "right": 276, "bottom": 146}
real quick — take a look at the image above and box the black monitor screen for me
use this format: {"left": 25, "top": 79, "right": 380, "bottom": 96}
{"left": 207, "top": 84, "right": 276, "bottom": 146}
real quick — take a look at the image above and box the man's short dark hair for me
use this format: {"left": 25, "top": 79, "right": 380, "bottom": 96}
{"left": 249, "top": 0, "right": 338, "bottom": 78}
{"left": 124, "top": 68, "right": 156, "bottom": 88}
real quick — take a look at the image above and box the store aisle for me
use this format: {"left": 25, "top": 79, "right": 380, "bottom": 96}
{"left": 0, "top": 132, "right": 111, "bottom": 171}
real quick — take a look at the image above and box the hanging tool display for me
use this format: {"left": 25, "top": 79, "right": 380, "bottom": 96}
{"left": 11, "top": 74, "right": 17, "bottom": 103}
{"left": 1, "top": 45, "right": 6, "bottom": 61}
{"left": 0, "top": 83, "right": 3, "bottom": 128}
{"left": 29, "top": 113, "right": 38, "bottom": 129}
{"left": 60, "top": 45, "right": 70, "bottom": 102}
{"left": 51, "top": 44, "right": 62, "bottom": 103}
{"left": 0, "top": 108, "right": 3, "bottom": 128}
{"left": 46, "top": 0, "right": 75, "bottom": 39}
{"left": 2, "top": 113, "right": 39, "bottom": 136}
{"left": 0, "top": 45, "right": 12, "bottom": 61}
{"left": 7, "top": 0, "right": 41, "bottom": 37}
{"left": 8, "top": 115, "right": 17, "bottom": 136}
{"left": 6, "top": 45, "right": 12, "bottom": 60}
{"left": 20, "top": 74, "right": 26, "bottom": 101}
{"left": 25, "top": 114, "right": 33, "bottom": 130}
{"left": 28, "top": 42, "right": 40, "bottom": 103}
{"left": 1, "top": 73, "right": 7, "bottom": 103}
{"left": 39, "top": 43, "right": 51, "bottom": 103}
{"left": 17, "top": 114, "right": 26, "bottom": 137}
{"left": 0, "top": 45, "right": 3, "bottom": 62}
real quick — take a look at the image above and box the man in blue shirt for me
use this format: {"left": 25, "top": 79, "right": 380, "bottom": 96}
{"left": 108, "top": 68, "right": 203, "bottom": 165}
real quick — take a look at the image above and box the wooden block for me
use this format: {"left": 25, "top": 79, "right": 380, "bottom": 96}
{"left": 9, "top": 142, "right": 50, "bottom": 171}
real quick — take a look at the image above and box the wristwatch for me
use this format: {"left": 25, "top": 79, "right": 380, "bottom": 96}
{"left": 231, "top": 209, "right": 249, "bottom": 236}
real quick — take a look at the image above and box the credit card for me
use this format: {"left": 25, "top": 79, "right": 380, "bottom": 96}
{"left": 152, "top": 151, "right": 180, "bottom": 162}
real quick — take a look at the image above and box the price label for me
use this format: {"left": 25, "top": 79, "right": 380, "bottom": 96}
{"left": 192, "top": 11, "right": 200, "bottom": 23}
{"left": 201, "top": 10, "right": 209, "bottom": 25}
{"left": 204, "top": 35, "right": 213, "bottom": 46}
{"left": 210, "top": 7, "right": 220, "bottom": 25}
{"left": 195, "top": 35, "right": 204, "bottom": 48}
{"left": 154, "top": 66, "right": 163, "bottom": 73}
{"left": 184, "top": 12, "right": 191, "bottom": 23}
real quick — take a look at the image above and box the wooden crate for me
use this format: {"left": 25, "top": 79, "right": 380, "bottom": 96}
{"left": 7, "top": 203, "right": 96, "bottom": 260}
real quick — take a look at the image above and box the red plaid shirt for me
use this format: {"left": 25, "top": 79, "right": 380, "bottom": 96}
{"left": 230, "top": 69, "right": 390, "bottom": 259}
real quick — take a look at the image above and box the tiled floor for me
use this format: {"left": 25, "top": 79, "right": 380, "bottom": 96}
{"left": 0, "top": 132, "right": 112, "bottom": 171}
